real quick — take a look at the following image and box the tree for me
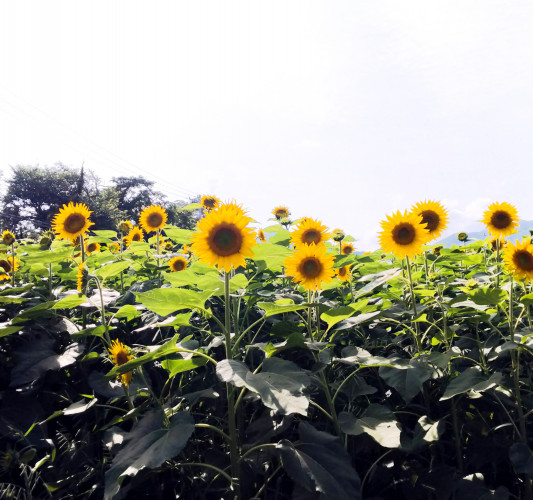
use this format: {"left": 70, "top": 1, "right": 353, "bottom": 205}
{"left": 111, "top": 176, "right": 166, "bottom": 218}
{"left": 166, "top": 196, "right": 202, "bottom": 230}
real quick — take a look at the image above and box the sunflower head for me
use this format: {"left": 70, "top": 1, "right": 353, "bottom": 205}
{"left": 0, "top": 273, "right": 9, "bottom": 281}
{"left": 165, "top": 241, "right": 173, "bottom": 251}
{"left": 182, "top": 244, "right": 191, "bottom": 255}
{"left": 378, "top": 210, "right": 430, "bottom": 259}
{"left": 332, "top": 229, "right": 345, "bottom": 242}
{"left": 411, "top": 200, "right": 449, "bottom": 241}
{"left": 109, "top": 339, "right": 133, "bottom": 386}
{"left": 169, "top": 256, "right": 188, "bottom": 272}
{"left": 85, "top": 241, "right": 101, "bottom": 255}
{"left": 124, "top": 227, "right": 144, "bottom": 247}
{"left": 201, "top": 195, "right": 221, "bottom": 212}
{"left": 257, "top": 229, "right": 267, "bottom": 243}
{"left": 341, "top": 242, "right": 355, "bottom": 255}
{"left": 481, "top": 202, "right": 519, "bottom": 239}
{"left": 272, "top": 206, "right": 290, "bottom": 220}
{"left": 0, "top": 256, "right": 20, "bottom": 274}
{"left": 490, "top": 238, "right": 506, "bottom": 251}
{"left": 118, "top": 220, "right": 133, "bottom": 234}
{"left": 503, "top": 238, "right": 533, "bottom": 281}
{"left": 284, "top": 243, "right": 335, "bottom": 291}
{"left": 191, "top": 202, "right": 257, "bottom": 272}
{"left": 433, "top": 245, "right": 443, "bottom": 256}
{"left": 290, "top": 218, "right": 331, "bottom": 249}
{"left": 77, "top": 261, "right": 88, "bottom": 292}
{"left": 52, "top": 202, "right": 94, "bottom": 240}
{"left": 139, "top": 205, "right": 167, "bottom": 233}
{"left": 2, "top": 230, "right": 15, "bottom": 246}
{"left": 336, "top": 265, "right": 351, "bottom": 282}
{"left": 457, "top": 232, "right": 468, "bottom": 242}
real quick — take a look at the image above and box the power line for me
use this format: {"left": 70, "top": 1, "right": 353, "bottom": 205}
{"left": 0, "top": 85, "right": 202, "bottom": 201}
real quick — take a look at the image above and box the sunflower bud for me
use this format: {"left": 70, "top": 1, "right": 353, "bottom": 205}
{"left": 457, "top": 232, "right": 468, "bottom": 242}
{"left": 118, "top": 220, "right": 133, "bottom": 234}
{"left": 433, "top": 245, "right": 443, "bottom": 256}
{"left": 332, "top": 229, "right": 345, "bottom": 242}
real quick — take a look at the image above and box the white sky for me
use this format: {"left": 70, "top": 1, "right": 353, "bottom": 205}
{"left": 1, "top": 1, "right": 533, "bottom": 249}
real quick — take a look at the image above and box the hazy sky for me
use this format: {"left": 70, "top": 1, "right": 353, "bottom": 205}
{"left": 1, "top": 1, "right": 533, "bottom": 249}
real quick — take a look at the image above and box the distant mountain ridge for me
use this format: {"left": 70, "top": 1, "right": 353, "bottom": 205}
{"left": 437, "top": 220, "right": 533, "bottom": 247}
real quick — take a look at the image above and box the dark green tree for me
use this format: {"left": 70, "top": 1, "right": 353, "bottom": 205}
{"left": 111, "top": 176, "right": 166, "bottom": 218}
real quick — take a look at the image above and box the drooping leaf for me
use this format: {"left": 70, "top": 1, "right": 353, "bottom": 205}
{"left": 52, "top": 294, "right": 88, "bottom": 309}
{"left": 104, "top": 411, "right": 194, "bottom": 500}
{"left": 355, "top": 268, "right": 402, "bottom": 298}
{"left": 440, "top": 367, "right": 502, "bottom": 400}
{"left": 509, "top": 443, "right": 533, "bottom": 476}
{"left": 258, "top": 300, "right": 314, "bottom": 318}
{"left": 468, "top": 287, "right": 506, "bottom": 306}
{"left": 114, "top": 305, "right": 141, "bottom": 321}
{"left": 277, "top": 422, "right": 361, "bottom": 500}
{"left": 93, "top": 260, "right": 131, "bottom": 281}
{"left": 161, "top": 357, "right": 208, "bottom": 377}
{"left": 379, "top": 358, "right": 435, "bottom": 402}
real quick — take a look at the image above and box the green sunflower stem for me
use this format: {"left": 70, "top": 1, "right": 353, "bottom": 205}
{"left": 423, "top": 250, "right": 430, "bottom": 284}
{"left": 405, "top": 256, "right": 421, "bottom": 352}
{"left": 11, "top": 242, "right": 15, "bottom": 286}
{"left": 224, "top": 271, "right": 241, "bottom": 500}
{"left": 496, "top": 239, "right": 501, "bottom": 288}
{"left": 80, "top": 235, "right": 87, "bottom": 329}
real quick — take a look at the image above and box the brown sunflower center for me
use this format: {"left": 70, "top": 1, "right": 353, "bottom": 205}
{"left": 491, "top": 210, "right": 512, "bottom": 229}
{"left": 116, "top": 350, "right": 129, "bottom": 365}
{"left": 338, "top": 267, "right": 347, "bottom": 277}
{"left": 64, "top": 213, "right": 86, "bottom": 234}
{"left": 275, "top": 209, "right": 288, "bottom": 218}
{"left": 173, "top": 260, "right": 186, "bottom": 271}
{"left": 203, "top": 198, "right": 216, "bottom": 209}
{"left": 209, "top": 224, "right": 243, "bottom": 256}
{"left": 299, "top": 257, "right": 323, "bottom": 279}
{"left": 132, "top": 232, "right": 142, "bottom": 242}
{"left": 342, "top": 245, "right": 353, "bottom": 255}
{"left": 147, "top": 212, "right": 164, "bottom": 228}
{"left": 302, "top": 229, "right": 321, "bottom": 245}
{"left": 420, "top": 210, "right": 440, "bottom": 232}
{"left": 513, "top": 250, "right": 533, "bottom": 271}
{"left": 392, "top": 223, "right": 416, "bottom": 245}
{"left": 0, "top": 260, "right": 11, "bottom": 273}
{"left": 87, "top": 243, "right": 98, "bottom": 252}
{"left": 3, "top": 234, "right": 14, "bottom": 245}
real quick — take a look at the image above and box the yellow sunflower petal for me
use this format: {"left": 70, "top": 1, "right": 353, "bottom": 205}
{"left": 201, "top": 195, "right": 221, "bottom": 211}
{"left": 378, "top": 210, "right": 430, "bottom": 259}
{"left": 52, "top": 202, "right": 94, "bottom": 240}
{"left": 2, "top": 230, "right": 15, "bottom": 246}
{"left": 284, "top": 243, "right": 335, "bottom": 291}
{"left": 191, "top": 202, "right": 257, "bottom": 272}
{"left": 290, "top": 218, "right": 331, "bottom": 248}
{"left": 108, "top": 339, "right": 133, "bottom": 386}
{"left": 411, "top": 200, "right": 449, "bottom": 241}
{"left": 139, "top": 205, "right": 167, "bottom": 233}
{"left": 124, "top": 227, "right": 144, "bottom": 247}
{"left": 503, "top": 238, "right": 533, "bottom": 281}
{"left": 481, "top": 202, "right": 519, "bottom": 239}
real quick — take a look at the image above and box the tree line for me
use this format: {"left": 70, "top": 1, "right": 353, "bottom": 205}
{"left": 0, "top": 163, "right": 200, "bottom": 236}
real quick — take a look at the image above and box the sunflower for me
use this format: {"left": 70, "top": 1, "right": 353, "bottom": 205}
{"left": 341, "top": 242, "right": 355, "bottom": 255}
{"left": 52, "top": 202, "right": 94, "bottom": 240}
{"left": 169, "top": 256, "right": 188, "bottom": 272}
{"left": 165, "top": 241, "right": 173, "bottom": 251}
{"left": 182, "top": 244, "right": 192, "bottom": 255}
{"left": 118, "top": 220, "right": 133, "bottom": 234}
{"left": 411, "top": 200, "right": 449, "bottom": 241}
{"left": 0, "top": 256, "right": 20, "bottom": 274}
{"left": 191, "top": 202, "right": 257, "bottom": 272}
{"left": 201, "top": 195, "right": 221, "bottom": 211}
{"left": 284, "top": 243, "right": 335, "bottom": 291}
{"left": 290, "top": 218, "right": 331, "bottom": 248}
{"left": 85, "top": 241, "right": 101, "bottom": 255}
{"left": 336, "top": 266, "right": 352, "bottom": 282}
{"left": 273, "top": 206, "right": 290, "bottom": 220}
{"left": 2, "top": 230, "right": 15, "bottom": 246}
{"left": 378, "top": 211, "right": 430, "bottom": 259}
{"left": 503, "top": 238, "right": 533, "bottom": 281}
{"left": 490, "top": 238, "right": 506, "bottom": 251}
{"left": 76, "top": 261, "right": 88, "bottom": 292}
{"left": 139, "top": 205, "right": 167, "bottom": 233}
{"left": 257, "top": 229, "right": 267, "bottom": 243}
{"left": 124, "top": 227, "right": 144, "bottom": 247}
{"left": 0, "top": 273, "right": 9, "bottom": 281}
{"left": 481, "top": 202, "right": 519, "bottom": 239}
{"left": 108, "top": 339, "right": 133, "bottom": 386}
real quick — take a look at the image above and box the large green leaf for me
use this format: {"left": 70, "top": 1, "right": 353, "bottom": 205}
{"left": 52, "top": 294, "right": 88, "bottom": 309}
{"left": 216, "top": 358, "right": 310, "bottom": 415}
{"left": 161, "top": 357, "right": 208, "bottom": 377}
{"left": 93, "top": 260, "right": 131, "bottom": 281}
{"left": 252, "top": 243, "right": 292, "bottom": 271}
{"left": 440, "top": 367, "right": 502, "bottom": 400}
{"left": 258, "top": 300, "right": 314, "bottom": 318}
{"left": 104, "top": 411, "right": 194, "bottom": 500}
{"left": 355, "top": 268, "right": 402, "bottom": 298}
{"left": 379, "top": 358, "right": 435, "bottom": 402}
{"left": 320, "top": 300, "right": 370, "bottom": 333}
{"left": 277, "top": 422, "right": 361, "bottom": 500}
{"left": 163, "top": 226, "right": 194, "bottom": 244}
{"left": 339, "top": 404, "right": 402, "bottom": 448}
{"left": 135, "top": 288, "right": 212, "bottom": 316}
{"left": 468, "top": 287, "right": 506, "bottom": 306}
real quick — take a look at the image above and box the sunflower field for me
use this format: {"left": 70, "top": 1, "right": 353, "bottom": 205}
{"left": 0, "top": 198, "right": 532, "bottom": 499}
